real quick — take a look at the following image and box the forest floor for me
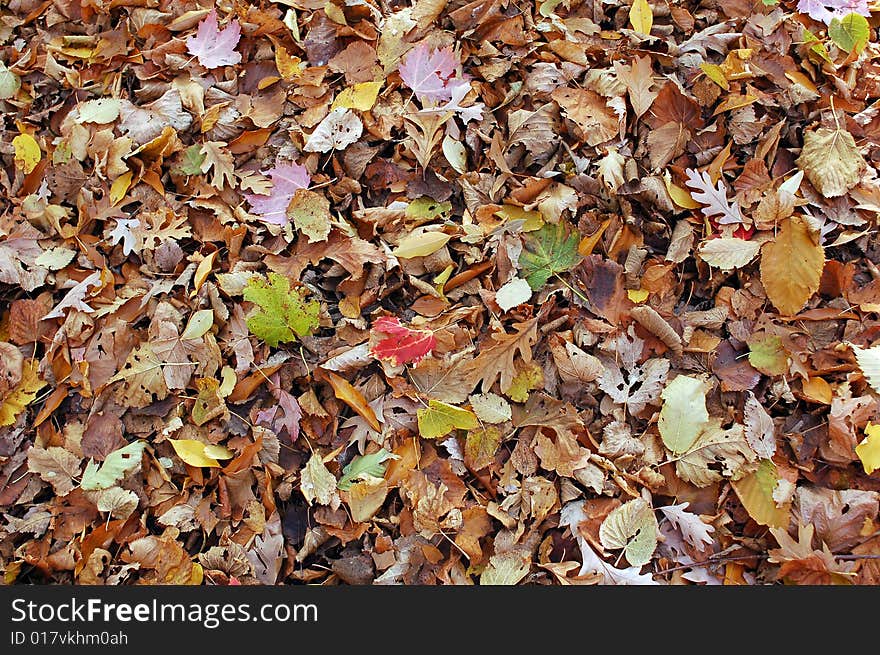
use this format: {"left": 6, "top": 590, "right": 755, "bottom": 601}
{"left": 2, "top": 0, "right": 880, "bottom": 585}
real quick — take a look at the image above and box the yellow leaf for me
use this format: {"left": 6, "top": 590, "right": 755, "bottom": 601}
{"left": 699, "top": 63, "right": 729, "bottom": 91}
{"left": 109, "top": 171, "right": 133, "bottom": 205}
{"left": 627, "top": 288, "right": 650, "bottom": 303}
{"left": 417, "top": 400, "right": 479, "bottom": 439}
{"left": 169, "top": 439, "right": 221, "bottom": 468}
{"left": 663, "top": 171, "right": 701, "bottom": 209}
{"left": 731, "top": 459, "right": 791, "bottom": 527}
{"left": 759, "top": 216, "right": 824, "bottom": 315}
{"left": 326, "top": 370, "right": 381, "bottom": 432}
{"left": 392, "top": 231, "right": 451, "bottom": 259}
{"left": 856, "top": 423, "right": 880, "bottom": 475}
{"left": 496, "top": 205, "right": 544, "bottom": 232}
{"left": 191, "top": 251, "right": 217, "bottom": 298}
{"left": 629, "top": 0, "right": 653, "bottom": 36}
{"left": 801, "top": 376, "right": 832, "bottom": 404}
{"left": 0, "top": 359, "right": 46, "bottom": 427}
{"left": 506, "top": 361, "right": 543, "bottom": 403}
{"left": 578, "top": 219, "right": 610, "bottom": 256}
{"left": 203, "top": 444, "right": 234, "bottom": 460}
{"left": 274, "top": 42, "right": 304, "bottom": 80}
{"left": 12, "top": 133, "right": 41, "bottom": 174}
{"left": 331, "top": 81, "right": 383, "bottom": 112}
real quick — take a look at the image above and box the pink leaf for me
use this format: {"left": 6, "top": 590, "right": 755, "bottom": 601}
{"left": 796, "top": 0, "right": 869, "bottom": 24}
{"left": 369, "top": 316, "right": 436, "bottom": 366}
{"left": 256, "top": 374, "right": 303, "bottom": 439}
{"left": 244, "top": 163, "right": 310, "bottom": 225}
{"left": 398, "top": 44, "right": 458, "bottom": 104}
{"left": 186, "top": 10, "right": 242, "bottom": 69}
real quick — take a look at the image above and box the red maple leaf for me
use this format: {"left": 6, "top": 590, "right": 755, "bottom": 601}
{"left": 369, "top": 317, "right": 436, "bottom": 366}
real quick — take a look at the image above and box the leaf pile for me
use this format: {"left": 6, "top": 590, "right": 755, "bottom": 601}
{"left": 3, "top": 0, "right": 880, "bottom": 586}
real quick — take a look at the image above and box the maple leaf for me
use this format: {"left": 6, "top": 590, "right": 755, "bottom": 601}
{"left": 519, "top": 222, "right": 582, "bottom": 290}
{"left": 369, "top": 316, "right": 436, "bottom": 366}
{"left": 242, "top": 273, "right": 320, "bottom": 347}
{"left": 398, "top": 43, "right": 457, "bottom": 104}
{"left": 0, "top": 223, "right": 49, "bottom": 292}
{"left": 684, "top": 168, "right": 745, "bottom": 225}
{"left": 186, "top": 9, "right": 242, "bottom": 69}
{"left": 245, "top": 163, "right": 311, "bottom": 225}
{"left": 797, "top": 0, "right": 869, "bottom": 25}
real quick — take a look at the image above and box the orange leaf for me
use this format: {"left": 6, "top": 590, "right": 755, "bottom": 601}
{"left": 325, "top": 370, "right": 381, "bottom": 432}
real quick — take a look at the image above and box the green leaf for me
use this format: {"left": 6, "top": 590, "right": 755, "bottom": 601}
{"left": 659, "top": 375, "right": 709, "bottom": 454}
{"left": 829, "top": 13, "right": 870, "bottom": 54}
{"left": 242, "top": 273, "right": 320, "bottom": 347}
{"left": 337, "top": 448, "right": 397, "bottom": 490}
{"left": 748, "top": 335, "right": 787, "bottom": 376}
{"left": 417, "top": 400, "right": 479, "bottom": 439}
{"left": 0, "top": 61, "right": 21, "bottom": 100}
{"left": 80, "top": 441, "right": 147, "bottom": 491}
{"left": 178, "top": 144, "right": 206, "bottom": 176}
{"left": 519, "top": 222, "right": 581, "bottom": 290}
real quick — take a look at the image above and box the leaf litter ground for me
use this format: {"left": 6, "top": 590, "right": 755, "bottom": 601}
{"left": 2, "top": 0, "right": 880, "bottom": 586}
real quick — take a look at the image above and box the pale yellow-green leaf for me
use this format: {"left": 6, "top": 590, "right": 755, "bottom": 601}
{"left": 417, "top": 400, "right": 479, "bottom": 439}
{"left": 331, "top": 81, "right": 382, "bottom": 111}
{"left": 598, "top": 498, "right": 658, "bottom": 567}
{"left": 495, "top": 277, "right": 532, "bottom": 312}
{"left": 480, "top": 551, "right": 531, "bottom": 585}
{"left": 852, "top": 344, "right": 880, "bottom": 395}
{"left": 169, "top": 439, "right": 221, "bottom": 468}
{"left": 76, "top": 98, "right": 121, "bottom": 124}
{"left": 12, "top": 133, "right": 41, "bottom": 174}
{"left": 698, "top": 237, "right": 760, "bottom": 271}
{"left": 442, "top": 134, "right": 467, "bottom": 174}
{"left": 180, "top": 309, "right": 214, "bottom": 340}
{"left": 80, "top": 441, "right": 147, "bottom": 491}
{"left": 301, "top": 451, "right": 339, "bottom": 506}
{"left": 675, "top": 420, "right": 756, "bottom": 487}
{"left": 469, "top": 393, "right": 512, "bottom": 424}
{"left": 856, "top": 422, "right": 880, "bottom": 475}
{"left": 0, "top": 61, "right": 21, "bottom": 100}
{"left": 658, "top": 375, "right": 709, "bottom": 454}
{"left": 392, "top": 230, "right": 451, "bottom": 259}
{"left": 760, "top": 216, "right": 824, "bottom": 315}
{"left": 629, "top": 0, "right": 653, "bottom": 35}
{"left": 34, "top": 247, "right": 76, "bottom": 271}
{"left": 731, "top": 459, "right": 791, "bottom": 527}
{"left": 796, "top": 127, "right": 866, "bottom": 198}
